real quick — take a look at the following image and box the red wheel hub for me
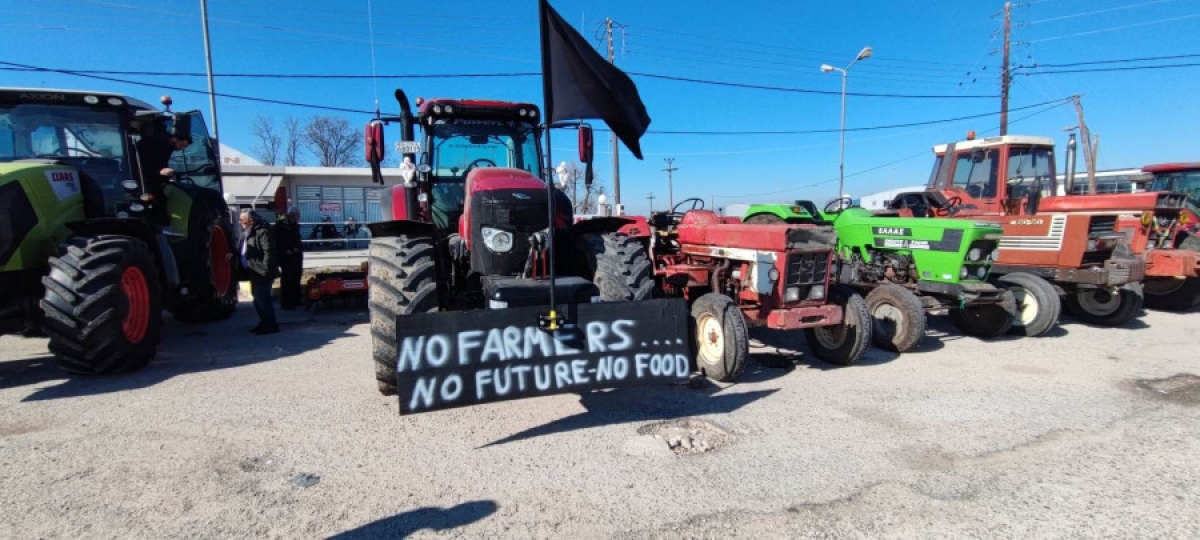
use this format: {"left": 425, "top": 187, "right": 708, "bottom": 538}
{"left": 210, "top": 225, "right": 232, "bottom": 294}
{"left": 121, "top": 266, "right": 150, "bottom": 343}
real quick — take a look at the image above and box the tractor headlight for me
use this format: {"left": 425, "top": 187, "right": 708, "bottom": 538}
{"left": 129, "top": 202, "right": 145, "bottom": 212}
{"left": 807, "top": 284, "right": 825, "bottom": 300}
{"left": 968, "top": 247, "right": 982, "bottom": 261}
{"left": 976, "top": 266, "right": 987, "bottom": 280}
{"left": 121, "top": 180, "right": 139, "bottom": 191}
{"left": 767, "top": 267, "right": 780, "bottom": 282}
{"left": 1086, "top": 239, "right": 1097, "bottom": 251}
{"left": 960, "top": 267, "right": 970, "bottom": 280}
{"left": 785, "top": 286, "right": 802, "bottom": 303}
{"left": 481, "top": 227, "right": 514, "bottom": 253}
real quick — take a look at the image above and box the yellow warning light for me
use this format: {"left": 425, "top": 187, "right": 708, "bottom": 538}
{"left": 1141, "top": 211, "right": 1153, "bottom": 227}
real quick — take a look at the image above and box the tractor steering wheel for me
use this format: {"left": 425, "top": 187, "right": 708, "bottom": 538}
{"left": 937, "top": 196, "right": 964, "bottom": 217}
{"left": 463, "top": 158, "right": 497, "bottom": 175}
{"left": 671, "top": 197, "right": 705, "bottom": 216}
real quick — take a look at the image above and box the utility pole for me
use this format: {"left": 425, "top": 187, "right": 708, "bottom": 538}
{"left": 606, "top": 18, "right": 622, "bottom": 208}
{"left": 200, "top": 0, "right": 219, "bottom": 142}
{"left": 999, "top": 1, "right": 1011, "bottom": 136}
{"left": 646, "top": 192, "right": 656, "bottom": 213}
{"left": 1070, "top": 95, "right": 1099, "bottom": 194}
{"left": 662, "top": 158, "right": 677, "bottom": 210}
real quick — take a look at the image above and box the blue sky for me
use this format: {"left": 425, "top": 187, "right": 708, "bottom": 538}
{"left": 3, "top": 0, "right": 1197, "bottom": 216}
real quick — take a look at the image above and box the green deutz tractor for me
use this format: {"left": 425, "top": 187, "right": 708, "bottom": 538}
{"left": 744, "top": 201, "right": 1015, "bottom": 351}
{"left": 0, "top": 88, "right": 237, "bottom": 373}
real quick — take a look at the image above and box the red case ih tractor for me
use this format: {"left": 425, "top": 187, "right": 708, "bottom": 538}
{"left": 647, "top": 199, "right": 873, "bottom": 380}
{"left": 363, "top": 89, "right": 679, "bottom": 396}
{"left": 887, "top": 135, "right": 1149, "bottom": 334}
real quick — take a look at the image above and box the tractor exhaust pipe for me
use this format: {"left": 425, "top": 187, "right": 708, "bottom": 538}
{"left": 394, "top": 89, "right": 420, "bottom": 222}
{"left": 1064, "top": 133, "right": 1077, "bottom": 196}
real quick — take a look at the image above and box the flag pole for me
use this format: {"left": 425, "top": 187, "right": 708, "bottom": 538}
{"left": 538, "top": 0, "right": 560, "bottom": 330}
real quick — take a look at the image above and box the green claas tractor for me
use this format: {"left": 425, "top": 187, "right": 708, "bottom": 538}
{"left": 744, "top": 200, "right": 1015, "bottom": 351}
{"left": 0, "top": 88, "right": 237, "bottom": 374}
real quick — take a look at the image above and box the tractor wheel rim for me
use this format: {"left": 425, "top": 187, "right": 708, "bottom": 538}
{"left": 211, "top": 226, "right": 232, "bottom": 295}
{"left": 697, "top": 314, "right": 725, "bottom": 366}
{"left": 812, "top": 323, "right": 847, "bottom": 349}
{"left": 121, "top": 266, "right": 150, "bottom": 343}
{"left": 873, "top": 303, "right": 902, "bottom": 340}
{"left": 1011, "top": 288, "right": 1040, "bottom": 326}
{"left": 1077, "top": 289, "right": 1120, "bottom": 316}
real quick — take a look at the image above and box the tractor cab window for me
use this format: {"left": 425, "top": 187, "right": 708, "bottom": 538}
{"left": 952, "top": 149, "right": 999, "bottom": 199}
{"left": 1151, "top": 170, "right": 1200, "bottom": 213}
{"left": 166, "top": 110, "right": 220, "bottom": 193}
{"left": 926, "top": 155, "right": 944, "bottom": 187}
{"left": 0, "top": 104, "right": 130, "bottom": 213}
{"left": 1005, "top": 146, "right": 1054, "bottom": 200}
{"left": 427, "top": 120, "right": 540, "bottom": 210}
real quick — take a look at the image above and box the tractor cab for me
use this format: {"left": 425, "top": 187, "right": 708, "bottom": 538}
{"left": 1144, "top": 162, "right": 1200, "bottom": 225}
{"left": 924, "top": 135, "right": 1056, "bottom": 217}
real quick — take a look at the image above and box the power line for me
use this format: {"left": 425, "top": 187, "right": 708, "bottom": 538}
{"left": 1018, "top": 62, "right": 1200, "bottom": 75}
{"left": 629, "top": 72, "right": 998, "bottom": 99}
{"left": 1019, "top": 52, "right": 1200, "bottom": 68}
{"left": 1027, "top": 12, "right": 1200, "bottom": 43}
{"left": 1025, "top": 0, "right": 1174, "bottom": 25}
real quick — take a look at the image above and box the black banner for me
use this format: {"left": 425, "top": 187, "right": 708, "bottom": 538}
{"left": 395, "top": 298, "right": 690, "bottom": 414}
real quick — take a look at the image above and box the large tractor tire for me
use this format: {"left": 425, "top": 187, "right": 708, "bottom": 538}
{"left": 1144, "top": 235, "right": 1200, "bottom": 310}
{"left": 804, "top": 286, "right": 873, "bottom": 366}
{"left": 949, "top": 289, "right": 1017, "bottom": 339}
{"left": 996, "top": 272, "right": 1061, "bottom": 337}
{"left": 690, "top": 293, "right": 749, "bottom": 382}
{"left": 1065, "top": 283, "right": 1144, "bottom": 326}
{"left": 368, "top": 235, "right": 438, "bottom": 396}
{"left": 579, "top": 232, "right": 654, "bottom": 301}
{"left": 172, "top": 191, "right": 237, "bottom": 323}
{"left": 864, "top": 284, "right": 926, "bottom": 353}
{"left": 40, "top": 235, "right": 163, "bottom": 374}
{"left": 744, "top": 213, "right": 786, "bottom": 225}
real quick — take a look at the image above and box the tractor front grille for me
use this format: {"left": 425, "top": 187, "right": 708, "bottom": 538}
{"left": 786, "top": 251, "right": 829, "bottom": 287}
{"left": 1088, "top": 215, "right": 1117, "bottom": 236}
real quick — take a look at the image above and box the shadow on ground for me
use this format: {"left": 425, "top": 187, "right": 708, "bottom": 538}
{"left": 745, "top": 326, "right": 917, "bottom": 372}
{"left": 1, "top": 301, "right": 364, "bottom": 401}
{"left": 328, "top": 500, "right": 498, "bottom": 539}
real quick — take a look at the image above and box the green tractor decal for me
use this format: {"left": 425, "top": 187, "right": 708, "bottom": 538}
{"left": 744, "top": 200, "right": 1015, "bottom": 351}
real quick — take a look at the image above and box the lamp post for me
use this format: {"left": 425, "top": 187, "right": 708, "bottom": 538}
{"left": 821, "top": 46, "right": 872, "bottom": 202}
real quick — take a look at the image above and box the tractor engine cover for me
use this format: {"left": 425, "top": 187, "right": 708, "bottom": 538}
{"left": 464, "top": 168, "right": 573, "bottom": 277}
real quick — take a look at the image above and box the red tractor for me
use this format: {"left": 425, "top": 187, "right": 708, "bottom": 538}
{"left": 364, "top": 90, "right": 675, "bottom": 395}
{"left": 1115, "top": 162, "right": 1200, "bottom": 310}
{"left": 646, "top": 199, "right": 873, "bottom": 380}
{"left": 888, "top": 134, "right": 1150, "bottom": 335}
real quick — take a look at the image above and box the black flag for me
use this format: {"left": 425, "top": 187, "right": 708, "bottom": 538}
{"left": 539, "top": 0, "right": 651, "bottom": 159}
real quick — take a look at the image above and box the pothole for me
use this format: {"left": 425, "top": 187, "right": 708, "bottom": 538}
{"left": 1134, "top": 373, "right": 1200, "bottom": 405}
{"left": 637, "top": 419, "right": 734, "bottom": 455}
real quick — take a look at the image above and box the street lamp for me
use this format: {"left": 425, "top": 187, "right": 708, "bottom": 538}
{"left": 821, "top": 46, "right": 872, "bottom": 202}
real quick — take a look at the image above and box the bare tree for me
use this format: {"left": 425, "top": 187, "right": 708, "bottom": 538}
{"left": 250, "top": 115, "right": 281, "bottom": 165}
{"left": 305, "top": 116, "right": 361, "bottom": 167}
{"left": 555, "top": 161, "right": 606, "bottom": 214}
{"left": 283, "top": 116, "right": 303, "bottom": 166}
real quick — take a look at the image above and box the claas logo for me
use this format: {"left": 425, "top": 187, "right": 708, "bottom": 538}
{"left": 50, "top": 171, "right": 76, "bottom": 183}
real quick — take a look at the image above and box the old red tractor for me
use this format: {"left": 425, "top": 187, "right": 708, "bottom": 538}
{"left": 646, "top": 198, "right": 873, "bottom": 380}
{"left": 888, "top": 134, "right": 1150, "bottom": 334}
{"left": 1114, "top": 162, "right": 1200, "bottom": 310}
{"left": 363, "top": 89, "right": 679, "bottom": 396}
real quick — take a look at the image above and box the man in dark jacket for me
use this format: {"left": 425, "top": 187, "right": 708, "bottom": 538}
{"left": 272, "top": 207, "right": 304, "bottom": 310}
{"left": 239, "top": 209, "right": 279, "bottom": 334}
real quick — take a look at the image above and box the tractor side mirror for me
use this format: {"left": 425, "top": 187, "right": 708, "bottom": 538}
{"left": 365, "top": 121, "right": 385, "bottom": 165}
{"left": 578, "top": 125, "right": 593, "bottom": 164}
{"left": 170, "top": 113, "right": 191, "bottom": 141}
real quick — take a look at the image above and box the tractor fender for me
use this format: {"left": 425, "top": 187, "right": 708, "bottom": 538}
{"left": 366, "top": 219, "right": 437, "bottom": 239}
{"left": 66, "top": 218, "right": 180, "bottom": 288}
{"left": 570, "top": 216, "right": 646, "bottom": 238}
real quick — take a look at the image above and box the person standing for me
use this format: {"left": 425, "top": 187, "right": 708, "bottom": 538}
{"left": 240, "top": 209, "right": 279, "bottom": 334}
{"left": 273, "top": 207, "right": 304, "bottom": 310}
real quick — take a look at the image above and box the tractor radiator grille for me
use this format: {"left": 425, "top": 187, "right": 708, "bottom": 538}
{"left": 1088, "top": 215, "right": 1117, "bottom": 236}
{"left": 786, "top": 252, "right": 829, "bottom": 286}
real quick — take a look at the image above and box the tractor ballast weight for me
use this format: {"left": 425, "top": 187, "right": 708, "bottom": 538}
{"left": 364, "top": 89, "right": 684, "bottom": 401}
{"left": 0, "top": 88, "right": 239, "bottom": 373}
{"left": 743, "top": 202, "right": 1015, "bottom": 350}
{"left": 887, "top": 135, "right": 1151, "bottom": 333}
{"left": 649, "top": 199, "right": 873, "bottom": 380}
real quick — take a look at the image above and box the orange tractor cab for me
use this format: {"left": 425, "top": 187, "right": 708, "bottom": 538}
{"left": 887, "top": 134, "right": 1151, "bottom": 333}
{"left": 363, "top": 89, "right": 685, "bottom": 403}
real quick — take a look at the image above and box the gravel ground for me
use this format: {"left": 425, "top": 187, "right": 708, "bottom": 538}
{"left": 1, "top": 302, "right": 1198, "bottom": 539}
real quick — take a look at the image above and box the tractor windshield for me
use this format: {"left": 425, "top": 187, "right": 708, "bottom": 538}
{"left": 1151, "top": 170, "right": 1200, "bottom": 214}
{"left": 427, "top": 120, "right": 540, "bottom": 210}
{"left": 1005, "top": 146, "right": 1054, "bottom": 200}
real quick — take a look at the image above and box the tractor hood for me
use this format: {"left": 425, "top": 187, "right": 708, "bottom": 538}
{"left": 1037, "top": 192, "right": 1188, "bottom": 213}
{"left": 0, "top": 161, "right": 86, "bottom": 270}
{"left": 465, "top": 167, "right": 546, "bottom": 195}
{"left": 835, "top": 207, "right": 1003, "bottom": 235}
